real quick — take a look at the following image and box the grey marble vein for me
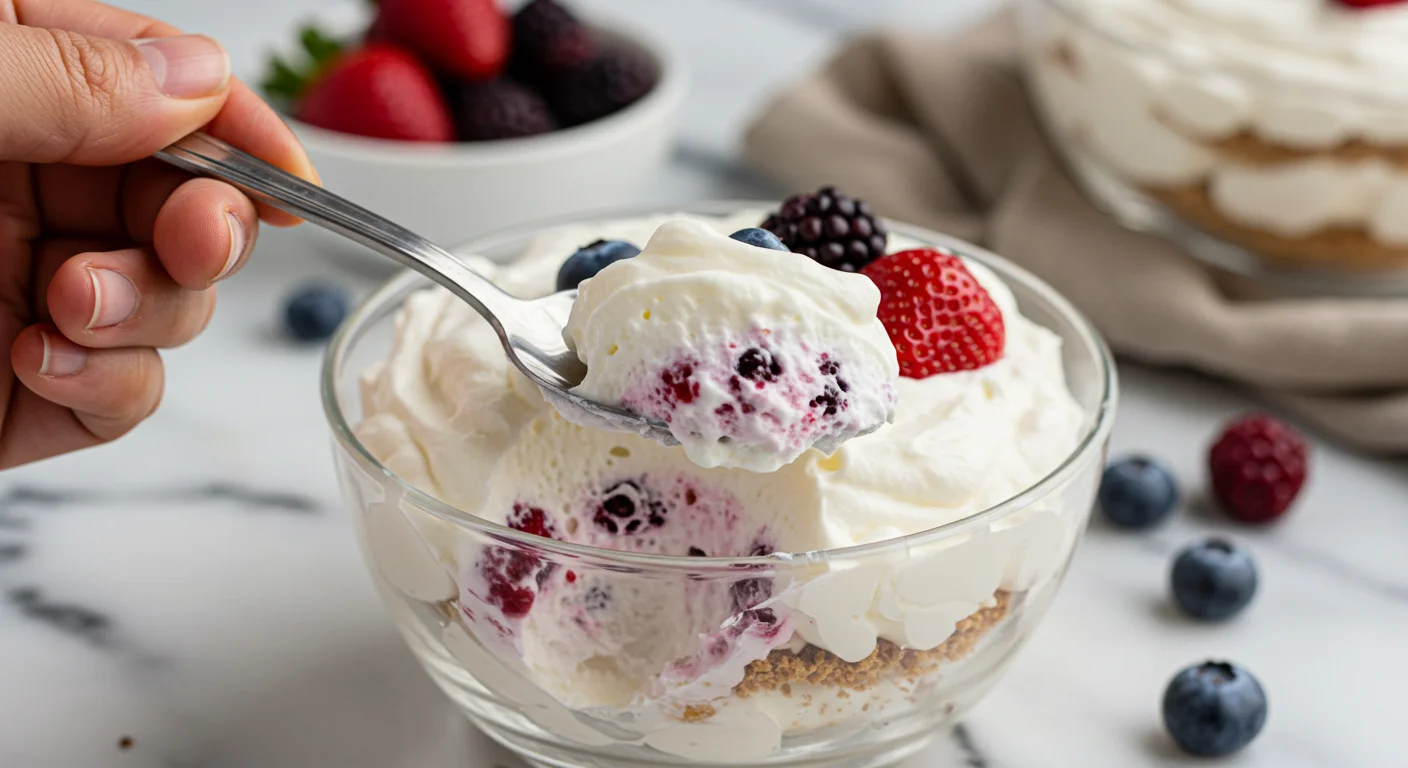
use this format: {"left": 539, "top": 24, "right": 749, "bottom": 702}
{"left": 0, "top": 483, "right": 320, "bottom": 515}
{"left": 8, "top": 587, "right": 113, "bottom": 646}
{"left": 952, "top": 723, "right": 990, "bottom": 768}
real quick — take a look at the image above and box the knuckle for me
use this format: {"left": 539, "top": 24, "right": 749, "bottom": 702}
{"left": 127, "top": 351, "right": 165, "bottom": 422}
{"left": 169, "top": 290, "right": 217, "bottom": 347}
{"left": 44, "top": 29, "right": 124, "bottom": 114}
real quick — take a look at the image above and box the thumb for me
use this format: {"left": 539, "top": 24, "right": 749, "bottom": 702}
{"left": 0, "top": 24, "right": 231, "bottom": 165}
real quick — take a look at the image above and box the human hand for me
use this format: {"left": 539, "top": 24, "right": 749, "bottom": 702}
{"left": 0, "top": 0, "right": 316, "bottom": 468}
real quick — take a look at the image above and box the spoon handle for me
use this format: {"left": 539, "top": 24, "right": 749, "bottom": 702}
{"left": 155, "top": 131, "right": 519, "bottom": 322}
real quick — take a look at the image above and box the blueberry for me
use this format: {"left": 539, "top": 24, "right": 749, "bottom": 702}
{"left": 1163, "top": 661, "right": 1267, "bottom": 757}
{"left": 556, "top": 239, "right": 640, "bottom": 291}
{"left": 1171, "top": 538, "right": 1258, "bottom": 621}
{"left": 728, "top": 227, "right": 787, "bottom": 251}
{"left": 284, "top": 284, "right": 350, "bottom": 342}
{"left": 1098, "top": 456, "right": 1179, "bottom": 529}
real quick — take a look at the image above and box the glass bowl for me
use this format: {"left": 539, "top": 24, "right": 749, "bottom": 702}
{"left": 1017, "top": 0, "right": 1408, "bottom": 296}
{"left": 322, "top": 202, "right": 1118, "bottom": 768}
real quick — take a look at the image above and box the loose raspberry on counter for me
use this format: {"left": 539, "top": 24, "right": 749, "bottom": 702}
{"left": 1208, "top": 414, "right": 1308, "bottom": 524}
{"left": 761, "top": 186, "right": 887, "bottom": 273}
{"left": 862, "top": 248, "right": 1005, "bottom": 377}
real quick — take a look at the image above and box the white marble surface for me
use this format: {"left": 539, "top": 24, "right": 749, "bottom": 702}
{"left": 3, "top": 1, "right": 1407, "bottom": 766}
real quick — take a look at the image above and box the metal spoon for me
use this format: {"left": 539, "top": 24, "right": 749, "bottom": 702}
{"left": 156, "top": 131, "right": 673, "bottom": 443}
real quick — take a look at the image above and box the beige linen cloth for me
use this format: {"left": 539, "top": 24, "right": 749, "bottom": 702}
{"left": 742, "top": 12, "right": 1408, "bottom": 452}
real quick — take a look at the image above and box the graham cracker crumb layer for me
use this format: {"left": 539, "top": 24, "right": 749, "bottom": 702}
{"left": 1206, "top": 131, "right": 1408, "bottom": 169}
{"left": 735, "top": 591, "right": 1012, "bottom": 697}
{"left": 681, "top": 704, "right": 716, "bottom": 723}
{"left": 1147, "top": 184, "right": 1408, "bottom": 269}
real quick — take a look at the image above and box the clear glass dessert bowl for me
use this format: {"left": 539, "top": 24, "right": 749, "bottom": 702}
{"left": 322, "top": 202, "right": 1118, "bottom": 768}
{"left": 1018, "top": 0, "right": 1408, "bottom": 296}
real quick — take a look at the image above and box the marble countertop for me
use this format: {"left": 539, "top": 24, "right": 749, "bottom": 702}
{"left": 4, "top": 1, "right": 1406, "bottom": 766}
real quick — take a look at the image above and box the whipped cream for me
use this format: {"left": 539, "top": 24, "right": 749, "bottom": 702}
{"left": 564, "top": 219, "right": 898, "bottom": 473}
{"left": 355, "top": 212, "right": 1087, "bottom": 749}
{"left": 1027, "top": 0, "right": 1408, "bottom": 243}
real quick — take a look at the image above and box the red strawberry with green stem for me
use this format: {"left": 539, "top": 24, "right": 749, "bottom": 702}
{"left": 263, "top": 29, "right": 453, "bottom": 143}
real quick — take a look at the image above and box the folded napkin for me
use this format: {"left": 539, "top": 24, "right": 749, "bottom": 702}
{"left": 742, "top": 11, "right": 1408, "bottom": 452}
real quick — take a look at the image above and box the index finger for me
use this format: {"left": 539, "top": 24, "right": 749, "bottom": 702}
{"left": 205, "top": 80, "right": 319, "bottom": 227}
{"left": 10, "top": 0, "right": 318, "bottom": 226}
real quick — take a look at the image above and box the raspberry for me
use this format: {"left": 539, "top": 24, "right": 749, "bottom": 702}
{"left": 761, "top": 186, "right": 887, "bottom": 272}
{"left": 509, "top": 0, "right": 595, "bottom": 84}
{"left": 546, "top": 46, "right": 656, "bottom": 126}
{"left": 447, "top": 78, "right": 556, "bottom": 141}
{"left": 1208, "top": 414, "right": 1308, "bottom": 524}
{"left": 862, "top": 248, "right": 1005, "bottom": 377}
{"left": 477, "top": 504, "right": 557, "bottom": 618}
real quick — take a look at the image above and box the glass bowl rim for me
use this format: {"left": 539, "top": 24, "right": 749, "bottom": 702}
{"left": 1029, "top": 0, "right": 1408, "bottom": 110}
{"left": 320, "top": 199, "right": 1118, "bottom": 571}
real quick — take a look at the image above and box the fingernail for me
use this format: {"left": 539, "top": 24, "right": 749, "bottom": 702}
{"left": 87, "top": 268, "right": 139, "bottom": 329}
{"left": 38, "top": 332, "right": 87, "bottom": 378}
{"left": 134, "top": 35, "right": 230, "bottom": 98}
{"left": 216, "top": 211, "right": 248, "bottom": 281}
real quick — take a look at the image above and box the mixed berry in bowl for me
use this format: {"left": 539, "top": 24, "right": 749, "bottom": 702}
{"left": 324, "top": 193, "right": 1116, "bottom": 767}
{"left": 263, "top": 0, "right": 657, "bottom": 143}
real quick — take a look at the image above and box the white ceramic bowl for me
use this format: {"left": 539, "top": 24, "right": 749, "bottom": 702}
{"left": 264, "top": 3, "right": 687, "bottom": 272}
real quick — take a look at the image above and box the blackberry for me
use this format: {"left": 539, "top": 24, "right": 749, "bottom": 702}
{"left": 448, "top": 78, "right": 556, "bottom": 142}
{"left": 547, "top": 46, "right": 656, "bottom": 127}
{"left": 510, "top": 0, "right": 595, "bottom": 85}
{"left": 592, "top": 480, "right": 667, "bottom": 535}
{"left": 761, "top": 186, "right": 887, "bottom": 272}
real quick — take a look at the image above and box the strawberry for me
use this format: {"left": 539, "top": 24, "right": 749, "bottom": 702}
{"left": 861, "top": 248, "right": 1005, "bottom": 378}
{"left": 375, "top": 0, "right": 509, "bottom": 81}
{"left": 298, "top": 44, "right": 454, "bottom": 142}
{"left": 263, "top": 28, "right": 453, "bottom": 142}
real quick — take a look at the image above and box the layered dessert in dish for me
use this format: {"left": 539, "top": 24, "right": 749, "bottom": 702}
{"left": 349, "top": 190, "right": 1093, "bottom": 762}
{"left": 1022, "top": 0, "right": 1408, "bottom": 270}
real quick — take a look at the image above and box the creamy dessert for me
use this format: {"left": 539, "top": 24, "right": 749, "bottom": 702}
{"left": 564, "top": 220, "right": 898, "bottom": 472}
{"left": 1024, "top": 0, "right": 1408, "bottom": 268}
{"left": 354, "top": 196, "right": 1087, "bottom": 759}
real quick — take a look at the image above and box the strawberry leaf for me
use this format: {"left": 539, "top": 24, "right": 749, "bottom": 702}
{"left": 299, "top": 25, "right": 344, "bottom": 68}
{"left": 261, "top": 54, "right": 306, "bottom": 103}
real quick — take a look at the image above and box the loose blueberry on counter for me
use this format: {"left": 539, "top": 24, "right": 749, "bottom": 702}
{"left": 1098, "top": 456, "right": 1179, "bottom": 529}
{"left": 1171, "top": 538, "right": 1258, "bottom": 621}
{"left": 729, "top": 227, "right": 787, "bottom": 251}
{"left": 555, "top": 239, "right": 640, "bottom": 291}
{"left": 284, "top": 284, "right": 350, "bottom": 342}
{"left": 1163, "top": 661, "right": 1267, "bottom": 757}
